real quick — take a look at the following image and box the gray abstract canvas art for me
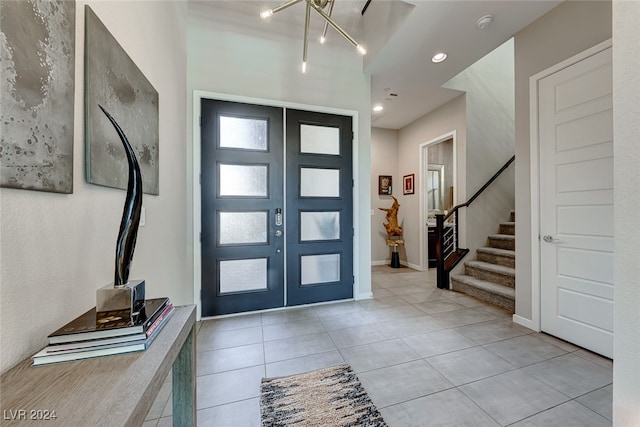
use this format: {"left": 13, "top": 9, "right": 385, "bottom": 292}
{"left": 85, "top": 6, "right": 159, "bottom": 195}
{"left": 0, "top": 0, "right": 75, "bottom": 194}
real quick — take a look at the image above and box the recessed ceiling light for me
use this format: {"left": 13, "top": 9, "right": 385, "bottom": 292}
{"left": 432, "top": 52, "right": 447, "bottom": 63}
{"left": 373, "top": 105, "right": 384, "bottom": 112}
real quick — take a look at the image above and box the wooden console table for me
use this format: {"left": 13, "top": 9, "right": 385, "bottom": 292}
{"left": 1, "top": 305, "right": 196, "bottom": 427}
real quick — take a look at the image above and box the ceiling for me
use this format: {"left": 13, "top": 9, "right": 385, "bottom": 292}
{"left": 191, "top": 0, "right": 562, "bottom": 129}
{"left": 366, "top": 0, "right": 561, "bottom": 129}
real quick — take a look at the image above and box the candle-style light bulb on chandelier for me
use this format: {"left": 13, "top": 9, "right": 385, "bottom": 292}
{"left": 260, "top": 0, "right": 366, "bottom": 73}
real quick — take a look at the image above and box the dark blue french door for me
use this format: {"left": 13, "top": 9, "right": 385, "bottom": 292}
{"left": 285, "top": 109, "right": 354, "bottom": 306}
{"left": 200, "top": 99, "right": 353, "bottom": 316}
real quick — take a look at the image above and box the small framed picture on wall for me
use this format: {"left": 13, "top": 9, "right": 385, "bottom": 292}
{"left": 378, "top": 175, "right": 392, "bottom": 195}
{"left": 403, "top": 174, "right": 415, "bottom": 195}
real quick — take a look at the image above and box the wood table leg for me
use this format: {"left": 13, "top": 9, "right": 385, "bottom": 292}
{"left": 172, "top": 324, "right": 196, "bottom": 426}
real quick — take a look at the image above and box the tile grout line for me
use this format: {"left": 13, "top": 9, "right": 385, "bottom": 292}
{"left": 192, "top": 267, "right": 612, "bottom": 426}
{"left": 572, "top": 395, "right": 613, "bottom": 422}
{"left": 453, "top": 385, "right": 505, "bottom": 426}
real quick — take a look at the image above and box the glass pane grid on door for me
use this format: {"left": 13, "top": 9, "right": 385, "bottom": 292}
{"left": 218, "top": 163, "right": 269, "bottom": 197}
{"left": 219, "top": 115, "right": 268, "bottom": 151}
{"left": 300, "top": 253, "right": 341, "bottom": 286}
{"left": 300, "top": 211, "right": 341, "bottom": 241}
{"left": 218, "top": 211, "right": 268, "bottom": 245}
{"left": 219, "top": 258, "right": 268, "bottom": 294}
{"left": 300, "top": 124, "right": 340, "bottom": 155}
{"left": 299, "top": 167, "right": 340, "bottom": 198}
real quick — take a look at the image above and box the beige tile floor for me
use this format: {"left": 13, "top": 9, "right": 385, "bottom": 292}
{"left": 144, "top": 266, "right": 613, "bottom": 426}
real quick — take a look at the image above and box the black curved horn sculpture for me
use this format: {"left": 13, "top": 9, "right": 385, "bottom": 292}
{"left": 99, "top": 105, "right": 143, "bottom": 287}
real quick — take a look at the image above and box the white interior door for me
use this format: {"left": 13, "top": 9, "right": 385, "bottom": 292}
{"left": 539, "top": 47, "right": 613, "bottom": 358}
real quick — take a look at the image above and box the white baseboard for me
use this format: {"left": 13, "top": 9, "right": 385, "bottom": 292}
{"left": 512, "top": 314, "right": 540, "bottom": 332}
{"left": 356, "top": 292, "right": 374, "bottom": 301}
{"left": 405, "top": 261, "right": 423, "bottom": 271}
{"left": 372, "top": 260, "right": 424, "bottom": 271}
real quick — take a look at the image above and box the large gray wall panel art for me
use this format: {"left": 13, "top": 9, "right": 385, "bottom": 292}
{"left": 84, "top": 6, "right": 159, "bottom": 195}
{"left": 0, "top": 0, "right": 76, "bottom": 194}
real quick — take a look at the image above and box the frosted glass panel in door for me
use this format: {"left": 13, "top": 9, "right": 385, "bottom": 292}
{"left": 300, "top": 125, "right": 340, "bottom": 155}
{"left": 219, "top": 116, "right": 268, "bottom": 150}
{"left": 219, "top": 258, "right": 268, "bottom": 293}
{"left": 300, "top": 211, "right": 340, "bottom": 241}
{"left": 219, "top": 164, "right": 268, "bottom": 196}
{"left": 301, "top": 254, "right": 340, "bottom": 285}
{"left": 219, "top": 211, "right": 267, "bottom": 245}
{"left": 300, "top": 168, "right": 340, "bottom": 197}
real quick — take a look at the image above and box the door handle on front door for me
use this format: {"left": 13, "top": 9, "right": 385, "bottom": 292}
{"left": 542, "top": 235, "right": 554, "bottom": 243}
{"left": 275, "top": 209, "right": 283, "bottom": 226}
{"left": 275, "top": 230, "right": 283, "bottom": 237}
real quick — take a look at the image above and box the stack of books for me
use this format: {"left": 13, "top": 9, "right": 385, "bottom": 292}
{"left": 32, "top": 297, "right": 173, "bottom": 366}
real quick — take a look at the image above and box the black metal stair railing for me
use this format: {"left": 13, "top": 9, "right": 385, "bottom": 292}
{"left": 434, "top": 155, "right": 515, "bottom": 289}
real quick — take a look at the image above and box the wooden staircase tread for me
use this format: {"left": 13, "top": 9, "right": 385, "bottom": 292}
{"left": 476, "top": 247, "right": 515, "bottom": 257}
{"left": 444, "top": 248, "right": 470, "bottom": 270}
{"left": 465, "top": 260, "right": 515, "bottom": 276}
{"left": 451, "top": 275, "right": 515, "bottom": 299}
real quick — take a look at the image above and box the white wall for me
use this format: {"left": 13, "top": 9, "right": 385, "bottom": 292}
{"left": 187, "top": 3, "right": 372, "bottom": 300}
{"left": 613, "top": 0, "right": 640, "bottom": 422}
{"left": 514, "top": 0, "right": 612, "bottom": 321}
{"left": 0, "top": 1, "right": 189, "bottom": 373}
{"left": 393, "top": 39, "right": 514, "bottom": 273}
{"left": 444, "top": 38, "right": 515, "bottom": 271}
{"left": 371, "top": 128, "right": 399, "bottom": 264}
{"left": 397, "top": 94, "right": 466, "bottom": 269}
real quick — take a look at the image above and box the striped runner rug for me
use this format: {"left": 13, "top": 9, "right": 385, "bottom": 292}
{"left": 260, "top": 364, "right": 388, "bottom": 427}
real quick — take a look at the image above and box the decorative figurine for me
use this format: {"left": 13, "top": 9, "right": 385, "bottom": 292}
{"left": 96, "top": 105, "right": 145, "bottom": 316}
{"left": 379, "top": 196, "right": 403, "bottom": 238}
{"left": 99, "top": 105, "right": 143, "bottom": 287}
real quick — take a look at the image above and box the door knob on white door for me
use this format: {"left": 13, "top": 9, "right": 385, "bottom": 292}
{"left": 542, "top": 235, "right": 555, "bottom": 243}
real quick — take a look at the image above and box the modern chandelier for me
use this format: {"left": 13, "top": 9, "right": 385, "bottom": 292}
{"left": 260, "top": 0, "right": 367, "bottom": 73}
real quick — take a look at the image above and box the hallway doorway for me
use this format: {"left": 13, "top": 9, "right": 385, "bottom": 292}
{"left": 419, "top": 131, "right": 457, "bottom": 271}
